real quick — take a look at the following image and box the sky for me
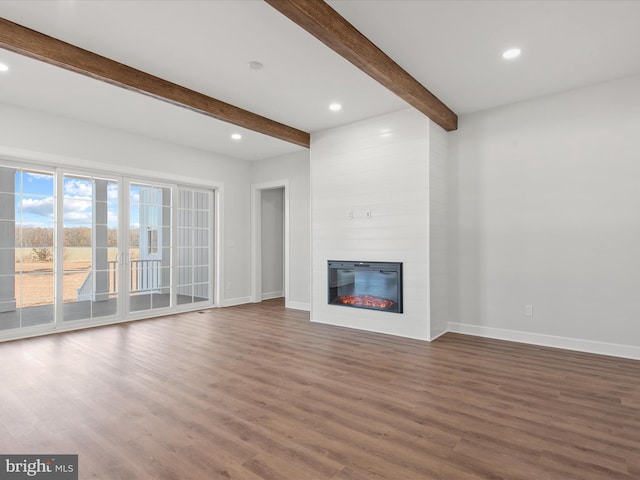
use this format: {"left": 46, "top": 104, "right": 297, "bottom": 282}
{"left": 14, "top": 170, "right": 132, "bottom": 229}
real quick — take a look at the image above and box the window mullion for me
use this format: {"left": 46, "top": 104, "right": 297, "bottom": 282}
{"left": 54, "top": 169, "right": 64, "bottom": 327}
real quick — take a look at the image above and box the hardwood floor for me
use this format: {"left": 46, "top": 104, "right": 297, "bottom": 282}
{"left": 0, "top": 298, "right": 638, "bottom": 479}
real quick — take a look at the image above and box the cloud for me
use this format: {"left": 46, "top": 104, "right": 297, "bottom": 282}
{"left": 63, "top": 211, "right": 92, "bottom": 224}
{"left": 108, "top": 210, "right": 118, "bottom": 228}
{"left": 64, "top": 178, "right": 92, "bottom": 197}
{"left": 62, "top": 179, "right": 91, "bottom": 227}
{"left": 63, "top": 197, "right": 91, "bottom": 212}
{"left": 107, "top": 183, "right": 119, "bottom": 201}
{"left": 24, "top": 172, "right": 53, "bottom": 181}
{"left": 130, "top": 192, "right": 140, "bottom": 204}
{"left": 63, "top": 197, "right": 92, "bottom": 225}
{"left": 21, "top": 197, "right": 54, "bottom": 217}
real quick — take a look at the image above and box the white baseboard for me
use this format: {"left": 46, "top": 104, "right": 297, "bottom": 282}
{"left": 221, "top": 296, "right": 251, "bottom": 307}
{"left": 286, "top": 301, "right": 311, "bottom": 311}
{"left": 262, "top": 291, "right": 284, "bottom": 301}
{"left": 448, "top": 322, "right": 640, "bottom": 361}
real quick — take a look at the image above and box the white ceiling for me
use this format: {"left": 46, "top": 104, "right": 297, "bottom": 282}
{"left": 1, "top": 0, "right": 639, "bottom": 160}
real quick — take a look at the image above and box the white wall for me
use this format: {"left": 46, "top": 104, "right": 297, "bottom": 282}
{"left": 429, "top": 121, "right": 449, "bottom": 339}
{"left": 311, "top": 108, "right": 433, "bottom": 340}
{"left": 251, "top": 150, "right": 311, "bottom": 310}
{"left": 0, "top": 103, "right": 252, "bottom": 306}
{"left": 260, "top": 188, "right": 284, "bottom": 299}
{"left": 448, "top": 74, "right": 640, "bottom": 359}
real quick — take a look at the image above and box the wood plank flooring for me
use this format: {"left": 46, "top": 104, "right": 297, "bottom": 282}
{"left": 0, "top": 298, "right": 638, "bottom": 479}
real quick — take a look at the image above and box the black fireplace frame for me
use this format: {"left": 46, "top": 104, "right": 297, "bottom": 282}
{"left": 327, "top": 260, "right": 403, "bottom": 314}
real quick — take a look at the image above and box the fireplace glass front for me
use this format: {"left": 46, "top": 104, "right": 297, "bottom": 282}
{"left": 328, "top": 261, "right": 403, "bottom": 313}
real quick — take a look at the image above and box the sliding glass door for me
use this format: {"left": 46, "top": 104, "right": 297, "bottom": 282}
{"left": 0, "top": 159, "right": 215, "bottom": 339}
{"left": 126, "top": 183, "right": 214, "bottom": 314}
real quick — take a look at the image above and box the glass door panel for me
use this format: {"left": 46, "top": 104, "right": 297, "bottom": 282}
{"left": 128, "top": 183, "right": 172, "bottom": 313}
{"left": 0, "top": 166, "right": 55, "bottom": 331}
{"left": 177, "top": 188, "right": 212, "bottom": 305}
{"left": 62, "top": 175, "right": 119, "bottom": 322}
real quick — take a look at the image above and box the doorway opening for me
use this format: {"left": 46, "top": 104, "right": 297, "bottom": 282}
{"left": 251, "top": 180, "right": 289, "bottom": 306}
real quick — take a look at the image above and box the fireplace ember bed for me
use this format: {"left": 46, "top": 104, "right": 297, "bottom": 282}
{"left": 328, "top": 261, "right": 403, "bottom": 314}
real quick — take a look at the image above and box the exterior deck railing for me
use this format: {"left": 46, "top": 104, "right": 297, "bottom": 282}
{"left": 77, "top": 259, "right": 161, "bottom": 300}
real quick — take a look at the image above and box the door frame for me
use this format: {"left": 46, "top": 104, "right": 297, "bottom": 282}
{"left": 250, "top": 180, "right": 289, "bottom": 305}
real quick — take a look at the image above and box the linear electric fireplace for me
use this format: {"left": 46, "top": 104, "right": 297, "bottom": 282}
{"left": 328, "top": 261, "right": 403, "bottom": 313}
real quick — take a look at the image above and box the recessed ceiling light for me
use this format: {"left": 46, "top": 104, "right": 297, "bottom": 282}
{"left": 0, "top": 63, "right": 8, "bottom": 72}
{"left": 248, "top": 61, "right": 263, "bottom": 70}
{"left": 329, "top": 103, "right": 342, "bottom": 112}
{"left": 502, "top": 48, "right": 521, "bottom": 60}
{"left": 231, "top": 133, "right": 242, "bottom": 140}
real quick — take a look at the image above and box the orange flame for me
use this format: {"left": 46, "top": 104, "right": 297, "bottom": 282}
{"left": 335, "top": 295, "right": 396, "bottom": 310}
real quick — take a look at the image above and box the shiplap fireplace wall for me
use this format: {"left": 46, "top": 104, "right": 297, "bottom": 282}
{"left": 310, "top": 108, "right": 448, "bottom": 340}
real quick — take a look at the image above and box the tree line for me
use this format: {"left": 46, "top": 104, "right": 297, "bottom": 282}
{"left": 16, "top": 227, "right": 139, "bottom": 249}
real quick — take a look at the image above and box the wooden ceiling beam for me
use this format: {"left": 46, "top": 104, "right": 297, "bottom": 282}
{"left": 0, "top": 17, "right": 311, "bottom": 148}
{"left": 265, "top": 0, "right": 458, "bottom": 131}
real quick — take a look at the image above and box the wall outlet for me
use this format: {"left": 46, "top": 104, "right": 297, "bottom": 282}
{"left": 524, "top": 305, "right": 533, "bottom": 317}
{"left": 365, "top": 209, "right": 372, "bottom": 219}
{"left": 347, "top": 210, "right": 353, "bottom": 219}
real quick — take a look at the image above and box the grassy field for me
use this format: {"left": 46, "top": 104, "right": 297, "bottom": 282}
{"left": 14, "top": 247, "right": 134, "bottom": 307}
